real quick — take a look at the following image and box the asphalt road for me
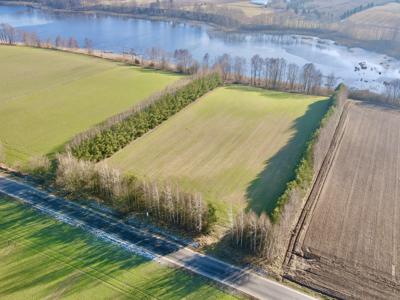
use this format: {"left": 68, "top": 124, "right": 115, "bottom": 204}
{"left": 0, "top": 175, "right": 315, "bottom": 300}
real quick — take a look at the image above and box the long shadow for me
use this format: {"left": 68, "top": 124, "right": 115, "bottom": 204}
{"left": 0, "top": 198, "right": 223, "bottom": 299}
{"left": 245, "top": 97, "right": 331, "bottom": 215}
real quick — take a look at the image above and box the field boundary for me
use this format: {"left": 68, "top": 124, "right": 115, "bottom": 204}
{"left": 283, "top": 101, "right": 400, "bottom": 299}
{"left": 68, "top": 72, "right": 222, "bottom": 161}
{"left": 0, "top": 175, "right": 315, "bottom": 300}
{"left": 283, "top": 101, "right": 351, "bottom": 267}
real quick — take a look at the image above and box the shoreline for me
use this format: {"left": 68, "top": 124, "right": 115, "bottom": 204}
{"left": 1, "top": 1, "right": 399, "bottom": 59}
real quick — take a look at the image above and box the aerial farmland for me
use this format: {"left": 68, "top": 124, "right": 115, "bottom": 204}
{"left": 107, "top": 86, "right": 329, "bottom": 222}
{"left": 1, "top": 0, "right": 400, "bottom": 297}
{"left": 0, "top": 46, "right": 180, "bottom": 164}
{"left": 286, "top": 101, "right": 400, "bottom": 299}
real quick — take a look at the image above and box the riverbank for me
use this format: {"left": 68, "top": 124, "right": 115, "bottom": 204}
{"left": 2, "top": 0, "right": 399, "bottom": 59}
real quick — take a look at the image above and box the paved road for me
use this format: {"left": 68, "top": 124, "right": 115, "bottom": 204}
{"left": 0, "top": 175, "right": 315, "bottom": 300}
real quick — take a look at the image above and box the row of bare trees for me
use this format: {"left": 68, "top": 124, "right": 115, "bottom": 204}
{"left": 2, "top": 23, "right": 338, "bottom": 93}
{"left": 248, "top": 55, "right": 334, "bottom": 94}
{"left": 56, "top": 153, "right": 216, "bottom": 233}
{"left": 204, "top": 53, "right": 336, "bottom": 94}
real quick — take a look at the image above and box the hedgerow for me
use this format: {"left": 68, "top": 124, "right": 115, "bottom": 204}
{"left": 68, "top": 72, "right": 222, "bottom": 161}
{"left": 270, "top": 84, "right": 347, "bottom": 222}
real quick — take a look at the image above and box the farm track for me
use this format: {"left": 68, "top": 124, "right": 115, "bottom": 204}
{"left": 285, "top": 101, "right": 400, "bottom": 299}
{"left": 0, "top": 175, "right": 315, "bottom": 300}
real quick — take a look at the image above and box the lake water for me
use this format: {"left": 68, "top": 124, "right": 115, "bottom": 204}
{"left": 1, "top": 4, "right": 400, "bottom": 92}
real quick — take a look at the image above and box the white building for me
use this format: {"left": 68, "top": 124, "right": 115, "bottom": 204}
{"left": 250, "top": 0, "right": 269, "bottom": 6}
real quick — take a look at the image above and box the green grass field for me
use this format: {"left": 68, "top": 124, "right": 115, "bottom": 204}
{"left": 0, "top": 46, "right": 180, "bottom": 165}
{"left": 107, "top": 86, "right": 330, "bottom": 221}
{"left": 0, "top": 196, "right": 236, "bottom": 299}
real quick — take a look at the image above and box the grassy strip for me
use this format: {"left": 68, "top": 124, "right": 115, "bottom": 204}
{"left": 271, "top": 84, "right": 347, "bottom": 222}
{"left": 69, "top": 73, "right": 222, "bottom": 161}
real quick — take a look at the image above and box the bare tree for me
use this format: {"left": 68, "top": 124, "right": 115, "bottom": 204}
{"left": 215, "top": 53, "right": 232, "bottom": 81}
{"left": 326, "top": 72, "right": 337, "bottom": 91}
{"left": 67, "top": 37, "right": 79, "bottom": 49}
{"left": 202, "top": 53, "right": 210, "bottom": 72}
{"left": 287, "top": 63, "right": 299, "bottom": 90}
{"left": 173, "top": 49, "right": 193, "bottom": 73}
{"left": 301, "top": 63, "right": 323, "bottom": 94}
{"left": 84, "top": 37, "right": 93, "bottom": 54}
{"left": 384, "top": 79, "right": 400, "bottom": 103}
{"left": 251, "top": 54, "right": 263, "bottom": 86}
{"left": 233, "top": 56, "right": 246, "bottom": 83}
{"left": 55, "top": 35, "right": 64, "bottom": 48}
{"left": 0, "top": 23, "right": 17, "bottom": 44}
{"left": 264, "top": 57, "right": 287, "bottom": 89}
{"left": 22, "top": 31, "right": 38, "bottom": 46}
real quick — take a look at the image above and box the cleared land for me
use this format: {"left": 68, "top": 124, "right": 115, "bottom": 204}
{"left": 289, "top": 102, "right": 400, "bottom": 299}
{"left": 0, "top": 46, "right": 180, "bottom": 164}
{"left": 343, "top": 3, "right": 400, "bottom": 42}
{"left": 300, "top": 0, "right": 392, "bottom": 19}
{"left": 0, "top": 195, "right": 236, "bottom": 299}
{"left": 108, "top": 86, "right": 329, "bottom": 221}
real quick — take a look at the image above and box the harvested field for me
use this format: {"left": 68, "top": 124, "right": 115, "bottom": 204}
{"left": 107, "top": 86, "right": 329, "bottom": 222}
{"left": 343, "top": 3, "right": 400, "bottom": 42}
{"left": 0, "top": 196, "right": 235, "bottom": 299}
{"left": 287, "top": 101, "right": 400, "bottom": 299}
{"left": 0, "top": 46, "right": 180, "bottom": 165}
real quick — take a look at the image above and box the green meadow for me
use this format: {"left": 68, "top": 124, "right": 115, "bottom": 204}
{"left": 0, "top": 46, "right": 180, "bottom": 164}
{"left": 0, "top": 196, "right": 236, "bottom": 299}
{"left": 107, "top": 86, "right": 330, "bottom": 221}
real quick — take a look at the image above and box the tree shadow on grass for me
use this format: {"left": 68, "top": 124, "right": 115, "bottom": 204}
{"left": 245, "top": 98, "right": 331, "bottom": 215}
{"left": 0, "top": 199, "right": 228, "bottom": 299}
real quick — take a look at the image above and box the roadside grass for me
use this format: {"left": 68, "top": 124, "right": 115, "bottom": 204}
{"left": 0, "top": 196, "right": 237, "bottom": 299}
{"left": 107, "top": 86, "right": 329, "bottom": 222}
{"left": 0, "top": 45, "right": 180, "bottom": 165}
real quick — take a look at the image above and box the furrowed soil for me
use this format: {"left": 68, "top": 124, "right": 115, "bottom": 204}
{"left": 287, "top": 101, "right": 400, "bottom": 299}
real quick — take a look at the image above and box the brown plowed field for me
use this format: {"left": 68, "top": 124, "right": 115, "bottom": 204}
{"left": 288, "top": 101, "right": 400, "bottom": 299}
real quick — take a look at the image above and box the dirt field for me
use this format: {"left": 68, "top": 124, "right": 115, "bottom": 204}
{"left": 343, "top": 3, "right": 400, "bottom": 42}
{"left": 287, "top": 101, "right": 400, "bottom": 299}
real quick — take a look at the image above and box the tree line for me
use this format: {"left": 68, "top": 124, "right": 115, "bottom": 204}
{"left": 230, "top": 85, "right": 348, "bottom": 259}
{"left": 1, "top": 23, "right": 337, "bottom": 95}
{"left": 67, "top": 72, "right": 222, "bottom": 161}
{"left": 56, "top": 153, "right": 216, "bottom": 233}
{"left": 340, "top": 3, "right": 374, "bottom": 20}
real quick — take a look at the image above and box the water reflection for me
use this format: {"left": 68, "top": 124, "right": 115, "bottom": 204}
{"left": 1, "top": 4, "right": 400, "bottom": 91}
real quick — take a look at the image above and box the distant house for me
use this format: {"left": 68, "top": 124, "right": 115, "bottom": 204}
{"left": 250, "top": 0, "right": 269, "bottom": 6}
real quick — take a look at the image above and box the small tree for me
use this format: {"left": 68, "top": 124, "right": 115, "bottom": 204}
{"left": 326, "top": 72, "right": 337, "bottom": 91}
{"left": 84, "top": 38, "right": 93, "bottom": 54}
{"left": 67, "top": 37, "right": 79, "bottom": 49}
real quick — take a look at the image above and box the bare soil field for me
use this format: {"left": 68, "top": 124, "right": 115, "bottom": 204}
{"left": 300, "top": 0, "right": 392, "bottom": 19}
{"left": 343, "top": 3, "right": 400, "bottom": 42}
{"left": 286, "top": 101, "right": 400, "bottom": 299}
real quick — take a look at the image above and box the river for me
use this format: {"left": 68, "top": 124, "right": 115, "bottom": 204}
{"left": 1, "top": 4, "right": 400, "bottom": 92}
